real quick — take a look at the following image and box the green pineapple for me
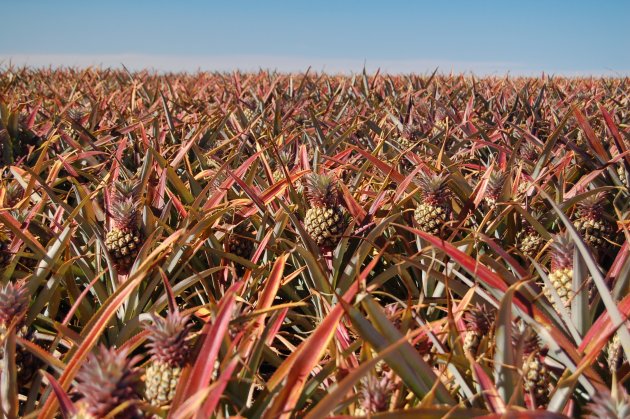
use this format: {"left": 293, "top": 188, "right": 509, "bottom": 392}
{"left": 143, "top": 310, "right": 192, "bottom": 407}
{"left": 414, "top": 172, "right": 451, "bottom": 237}
{"left": 303, "top": 173, "right": 349, "bottom": 248}
{"left": 104, "top": 180, "right": 143, "bottom": 274}
{"left": 73, "top": 345, "right": 143, "bottom": 419}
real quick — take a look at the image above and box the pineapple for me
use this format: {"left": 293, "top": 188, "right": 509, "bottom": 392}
{"left": 513, "top": 326, "right": 551, "bottom": 408}
{"left": 74, "top": 345, "right": 143, "bottom": 419}
{"left": 0, "top": 281, "right": 28, "bottom": 337}
{"left": 607, "top": 326, "right": 628, "bottom": 371}
{"left": 484, "top": 169, "right": 509, "bottom": 206}
{"left": 516, "top": 213, "right": 544, "bottom": 259}
{"left": 143, "top": 310, "right": 192, "bottom": 407}
{"left": 414, "top": 172, "right": 452, "bottom": 237}
{"left": 0, "top": 223, "right": 11, "bottom": 267}
{"left": 105, "top": 180, "right": 143, "bottom": 274}
{"left": 572, "top": 193, "right": 615, "bottom": 255}
{"left": 356, "top": 371, "right": 397, "bottom": 415}
{"left": 519, "top": 141, "right": 540, "bottom": 164}
{"left": 584, "top": 385, "right": 630, "bottom": 419}
{"left": 303, "top": 173, "right": 349, "bottom": 248}
{"left": 544, "top": 233, "right": 574, "bottom": 310}
{"left": 398, "top": 123, "right": 424, "bottom": 149}
{"left": 463, "top": 304, "right": 495, "bottom": 355}
{"left": 226, "top": 224, "right": 255, "bottom": 263}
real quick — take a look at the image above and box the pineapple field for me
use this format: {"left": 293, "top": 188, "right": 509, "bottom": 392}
{"left": 0, "top": 67, "right": 629, "bottom": 418}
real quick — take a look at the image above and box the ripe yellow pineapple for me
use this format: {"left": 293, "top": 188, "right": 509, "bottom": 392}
{"left": 544, "top": 233, "right": 574, "bottom": 310}
{"left": 105, "top": 180, "right": 142, "bottom": 274}
{"left": 414, "top": 172, "right": 452, "bottom": 237}
{"left": 303, "top": 173, "right": 349, "bottom": 248}
{"left": 143, "top": 310, "right": 192, "bottom": 407}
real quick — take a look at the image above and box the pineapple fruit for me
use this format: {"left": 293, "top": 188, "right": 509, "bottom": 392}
{"left": 0, "top": 281, "right": 29, "bottom": 337}
{"left": 414, "top": 172, "right": 452, "bottom": 237}
{"left": 463, "top": 304, "right": 495, "bottom": 355}
{"left": 515, "top": 213, "right": 544, "bottom": 259}
{"left": 105, "top": 180, "right": 143, "bottom": 274}
{"left": 73, "top": 345, "right": 143, "bottom": 419}
{"left": 484, "top": 169, "right": 509, "bottom": 206}
{"left": 304, "top": 173, "right": 349, "bottom": 248}
{"left": 544, "top": 233, "right": 574, "bottom": 310}
{"left": 513, "top": 326, "right": 551, "bottom": 408}
{"left": 607, "top": 326, "right": 628, "bottom": 371}
{"left": 143, "top": 310, "right": 192, "bottom": 407}
{"left": 572, "top": 193, "right": 615, "bottom": 255}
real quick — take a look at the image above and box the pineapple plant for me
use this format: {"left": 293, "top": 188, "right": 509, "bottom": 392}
{"left": 543, "top": 232, "right": 574, "bottom": 310}
{"left": 572, "top": 193, "right": 615, "bottom": 255}
{"left": 303, "top": 173, "right": 349, "bottom": 248}
{"left": 513, "top": 325, "right": 551, "bottom": 408}
{"left": 462, "top": 304, "right": 496, "bottom": 355}
{"left": 414, "top": 172, "right": 452, "bottom": 237}
{"left": 143, "top": 310, "right": 193, "bottom": 407}
{"left": 104, "top": 179, "right": 143, "bottom": 274}
{"left": 73, "top": 345, "right": 143, "bottom": 419}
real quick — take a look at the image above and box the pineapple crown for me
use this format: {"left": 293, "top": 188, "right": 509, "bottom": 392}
{"left": 305, "top": 173, "right": 341, "bottom": 207}
{"left": 111, "top": 179, "right": 141, "bottom": 203}
{"left": 359, "top": 374, "right": 396, "bottom": 414}
{"left": 143, "top": 311, "right": 192, "bottom": 367}
{"left": 110, "top": 198, "right": 139, "bottom": 230}
{"left": 416, "top": 171, "right": 450, "bottom": 205}
{"left": 550, "top": 232, "right": 574, "bottom": 272}
{"left": 0, "top": 282, "right": 28, "bottom": 329}
{"left": 576, "top": 192, "right": 607, "bottom": 220}
{"left": 485, "top": 169, "right": 509, "bottom": 202}
{"left": 463, "top": 304, "right": 496, "bottom": 334}
{"left": 584, "top": 385, "right": 630, "bottom": 419}
{"left": 75, "top": 345, "right": 142, "bottom": 419}
{"left": 512, "top": 324, "right": 542, "bottom": 357}
{"left": 0, "top": 281, "right": 28, "bottom": 329}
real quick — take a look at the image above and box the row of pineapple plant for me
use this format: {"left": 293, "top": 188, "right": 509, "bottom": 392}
{"left": 0, "top": 66, "right": 628, "bottom": 418}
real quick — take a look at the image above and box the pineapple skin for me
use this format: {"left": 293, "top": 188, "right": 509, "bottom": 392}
{"left": 573, "top": 218, "right": 614, "bottom": 251}
{"left": 544, "top": 267, "right": 573, "bottom": 308}
{"left": 516, "top": 231, "right": 543, "bottom": 259}
{"left": 304, "top": 206, "right": 348, "bottom": 248}
{"left": 414, "top": 203, "right": 448, "bottom": 236}
{"left": 523, "top": 354, "right": 550, "bottom": 407}
{"left": 105, "top": 227, "right": 142, "bottom": 273}
{"left": 145, "top": 361, "right": 182, "bottom": 407}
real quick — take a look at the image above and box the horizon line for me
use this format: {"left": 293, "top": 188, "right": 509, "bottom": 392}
{"left": 1, "top": 53, "right": 629, "bottom": 77}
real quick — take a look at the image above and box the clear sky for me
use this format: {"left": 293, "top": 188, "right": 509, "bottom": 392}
{"left": 1, "top": 0, "right": 628, "bottom": 75}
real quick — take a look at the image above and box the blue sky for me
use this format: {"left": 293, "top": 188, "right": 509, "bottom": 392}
{"left": 1, "top": 0, "right": 628, "bottom": 75}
